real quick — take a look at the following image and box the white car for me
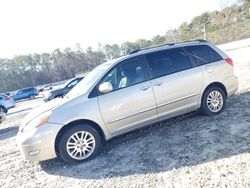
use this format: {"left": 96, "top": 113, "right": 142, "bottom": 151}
{"left": 0, "top": 94, "right": 15, "bottom": 113}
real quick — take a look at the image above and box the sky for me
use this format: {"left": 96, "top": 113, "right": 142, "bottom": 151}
{"left": 0, "top": 0, "right": 237, "bottom": 58}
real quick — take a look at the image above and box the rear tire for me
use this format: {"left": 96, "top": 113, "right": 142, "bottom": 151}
{"left": 200, "top": 86, "right": 226, "bottom": 116}
{"left": 57, "top": 124, "right": 103, "bottom": 164}
{"left": 0, "top": 106, "right": 7, "bottom": 113}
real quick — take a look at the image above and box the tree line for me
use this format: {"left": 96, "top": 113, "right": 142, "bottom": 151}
{"left": 0, "top": 0, "right": 250, "bottom": 92}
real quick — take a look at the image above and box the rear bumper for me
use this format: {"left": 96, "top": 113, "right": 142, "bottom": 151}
{"left": 224, "top": 76, "right": 239, "bottom": 97}
{"left": 6, "top": 103, "right": 15, "bottom": 109}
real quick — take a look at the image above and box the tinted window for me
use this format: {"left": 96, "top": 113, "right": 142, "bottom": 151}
{"left": 185, "top": 45, "right": 223, "bottom": 66}
{"left": 22, "top": 89, "right": 30, "bottom": 93}
{"left": 100, "top": 56, "right": 146, "bottom": 92}
{"left": 146, "top": 48, "right": 193, "bottom": 78}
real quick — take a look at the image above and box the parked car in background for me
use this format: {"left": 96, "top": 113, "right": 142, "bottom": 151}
{"left": 17, "top": 40, "right": 238, "bottom": 164}
{"left": 38, "top": 84, "right": 53, "bottom": 93}
{"left": 12, "top": 87, "right": 38, "bottom": 101}
{"left": 44, "top": 77, "right": 83, "bottom": 101}
{"left": 4, "top": 92, "right": 11, "bottom": 96}
{"left": 0, "top": 110, "right": 6, "bottom": 123}
{"left": 0, "top": 94, "right": 15, "bottom": 113}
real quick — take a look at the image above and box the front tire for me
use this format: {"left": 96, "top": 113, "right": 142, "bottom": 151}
{"left": 57, "top": 124, "right": 103, "bottom": 164}
{"left": 200, "top": 86, "right": 226, "bottom": 116}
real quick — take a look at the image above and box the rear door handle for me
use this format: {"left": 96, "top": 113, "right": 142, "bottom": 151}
{"left": 140, "top": 86, "right": 150, "bottom": 91}
{"left": 153, "top": 82, "right": 163, "bottom": 86}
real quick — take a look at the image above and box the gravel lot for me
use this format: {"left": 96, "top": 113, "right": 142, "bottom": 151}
{"left": 0, "top": 45, "right": 250, "bottom": 187}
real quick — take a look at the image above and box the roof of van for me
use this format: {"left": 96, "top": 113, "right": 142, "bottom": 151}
{"left": 128, "top": 39, "right": 208, "bottom": 56}
{"left": 102, "top": 39, "right": 210, "bottom": 67}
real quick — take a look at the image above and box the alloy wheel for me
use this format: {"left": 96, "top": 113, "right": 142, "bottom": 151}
{"left": 206, "top": 91, "right": 223, "bottom": 113}
{"left": 66, "top": 131, "right": 96, "bottom": 160}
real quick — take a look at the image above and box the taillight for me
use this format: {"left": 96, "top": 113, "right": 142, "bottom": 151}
{"left": 4, "top": 97, "right": 11, "bottom": 100}
{"left": 225, "top": 57, "right": 234, "bottom": 66}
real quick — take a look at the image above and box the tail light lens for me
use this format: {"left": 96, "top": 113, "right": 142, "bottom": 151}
{"left": 4, "top": 97, "right": 11, "bottom": 100}
{"left": 225, "top": 57, "right": 234, "bottom": 66}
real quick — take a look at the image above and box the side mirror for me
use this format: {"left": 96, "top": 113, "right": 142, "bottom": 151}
{"left": 99, "top": 82, "right": 113, "bottom": 93}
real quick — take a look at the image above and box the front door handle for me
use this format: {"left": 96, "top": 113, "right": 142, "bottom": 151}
{"left": 140, "top": 85, "right": 150, "bottom": 91}
{"left": 153, "top": 82, "right": 163, "bottom": 86}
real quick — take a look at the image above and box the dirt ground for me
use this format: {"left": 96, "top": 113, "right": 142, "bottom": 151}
{"left": 0, "top": 46, "right": 250, "bottom": 188}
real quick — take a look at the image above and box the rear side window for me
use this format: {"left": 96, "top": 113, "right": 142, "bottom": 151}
{"left": 23, "top": 89, "right": 30, "bottom": 92}
{"left": 146, "top": 48, "right": 193, "bottom": 78}
{"left": 185, "top": 45, "right": 223, "bottom": 66}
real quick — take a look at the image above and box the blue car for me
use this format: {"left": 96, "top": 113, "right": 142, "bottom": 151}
{"left": 12, "top": 87, "right": 38, "bottom": 101}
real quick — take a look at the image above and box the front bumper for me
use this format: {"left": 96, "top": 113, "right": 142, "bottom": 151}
{"left": 16, "top": 122, "right": 64, "bottom": 161}
{"left": 43, "top": 92, "right": 53, "bottom": 102}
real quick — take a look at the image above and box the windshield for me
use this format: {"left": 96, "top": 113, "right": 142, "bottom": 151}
{"left": 62, "top": 79, "right": 74, "bottom": 88}
{"left": 66, "top": 62, "right": 113, "bottom": 98}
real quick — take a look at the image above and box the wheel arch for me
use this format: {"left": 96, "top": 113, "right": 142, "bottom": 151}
{"left": 202, "top": 82, "right": 228, "bottom": 100}
{"left": 0, "top": 105, "right": 8, "bottom": 113}
{"left": 54, "top": 119, "right": 106, "bottom": 154}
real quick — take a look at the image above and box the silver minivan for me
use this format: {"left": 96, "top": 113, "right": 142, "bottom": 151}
{"left": 17, "top": 40, "right": 238, "bottom": 164}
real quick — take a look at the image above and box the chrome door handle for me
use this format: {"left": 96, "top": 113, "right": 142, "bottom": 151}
{"left": 153, "top": 82, "right": 162, "bottom": 86}
{"left": 140, "top": 86, "right": 150, "bottom": 91}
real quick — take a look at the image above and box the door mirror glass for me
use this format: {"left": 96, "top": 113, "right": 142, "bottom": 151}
{"left": 99, "top": 82, "right": 113, "bottom": 93}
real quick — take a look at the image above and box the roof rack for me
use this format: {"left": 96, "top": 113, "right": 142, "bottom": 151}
{"left": 128, "top": 39, "right": 207, "bottom": 55}
{"left": 128, "top": 49, "right": 140, "bottom": 54}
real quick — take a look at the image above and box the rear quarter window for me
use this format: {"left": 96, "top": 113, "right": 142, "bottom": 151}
{"left": 185, "top": 45, "right": 223, "bottom": 66}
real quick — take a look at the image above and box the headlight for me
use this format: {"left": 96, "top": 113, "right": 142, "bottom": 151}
{"left": 22, "top": 111, "right": 52, "bottom": 132}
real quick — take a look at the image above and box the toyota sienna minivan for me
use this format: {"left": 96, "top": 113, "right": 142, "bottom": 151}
{"left": 17, "top": 40, "right": 238, "bottom": 164}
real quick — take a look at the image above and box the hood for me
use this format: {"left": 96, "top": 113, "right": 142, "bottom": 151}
{"left": 20, "top": 98, "right": 66, "bottom": 129}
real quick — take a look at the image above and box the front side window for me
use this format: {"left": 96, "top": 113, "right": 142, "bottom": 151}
{"left": 100, "top": 56, "right": 146, "bottom": 91}
{"left": 184, "top": 45, "right": 223, "bottom": 66}
{"left": 146, "top": 48, "right": 193, "bottom": 78}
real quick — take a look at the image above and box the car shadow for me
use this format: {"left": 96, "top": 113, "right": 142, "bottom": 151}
{"left": 0, "top": 126, "right": 19, "bottom": 140}
{"left": 40, "top": 91, "right": 250, "bottom": 179}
